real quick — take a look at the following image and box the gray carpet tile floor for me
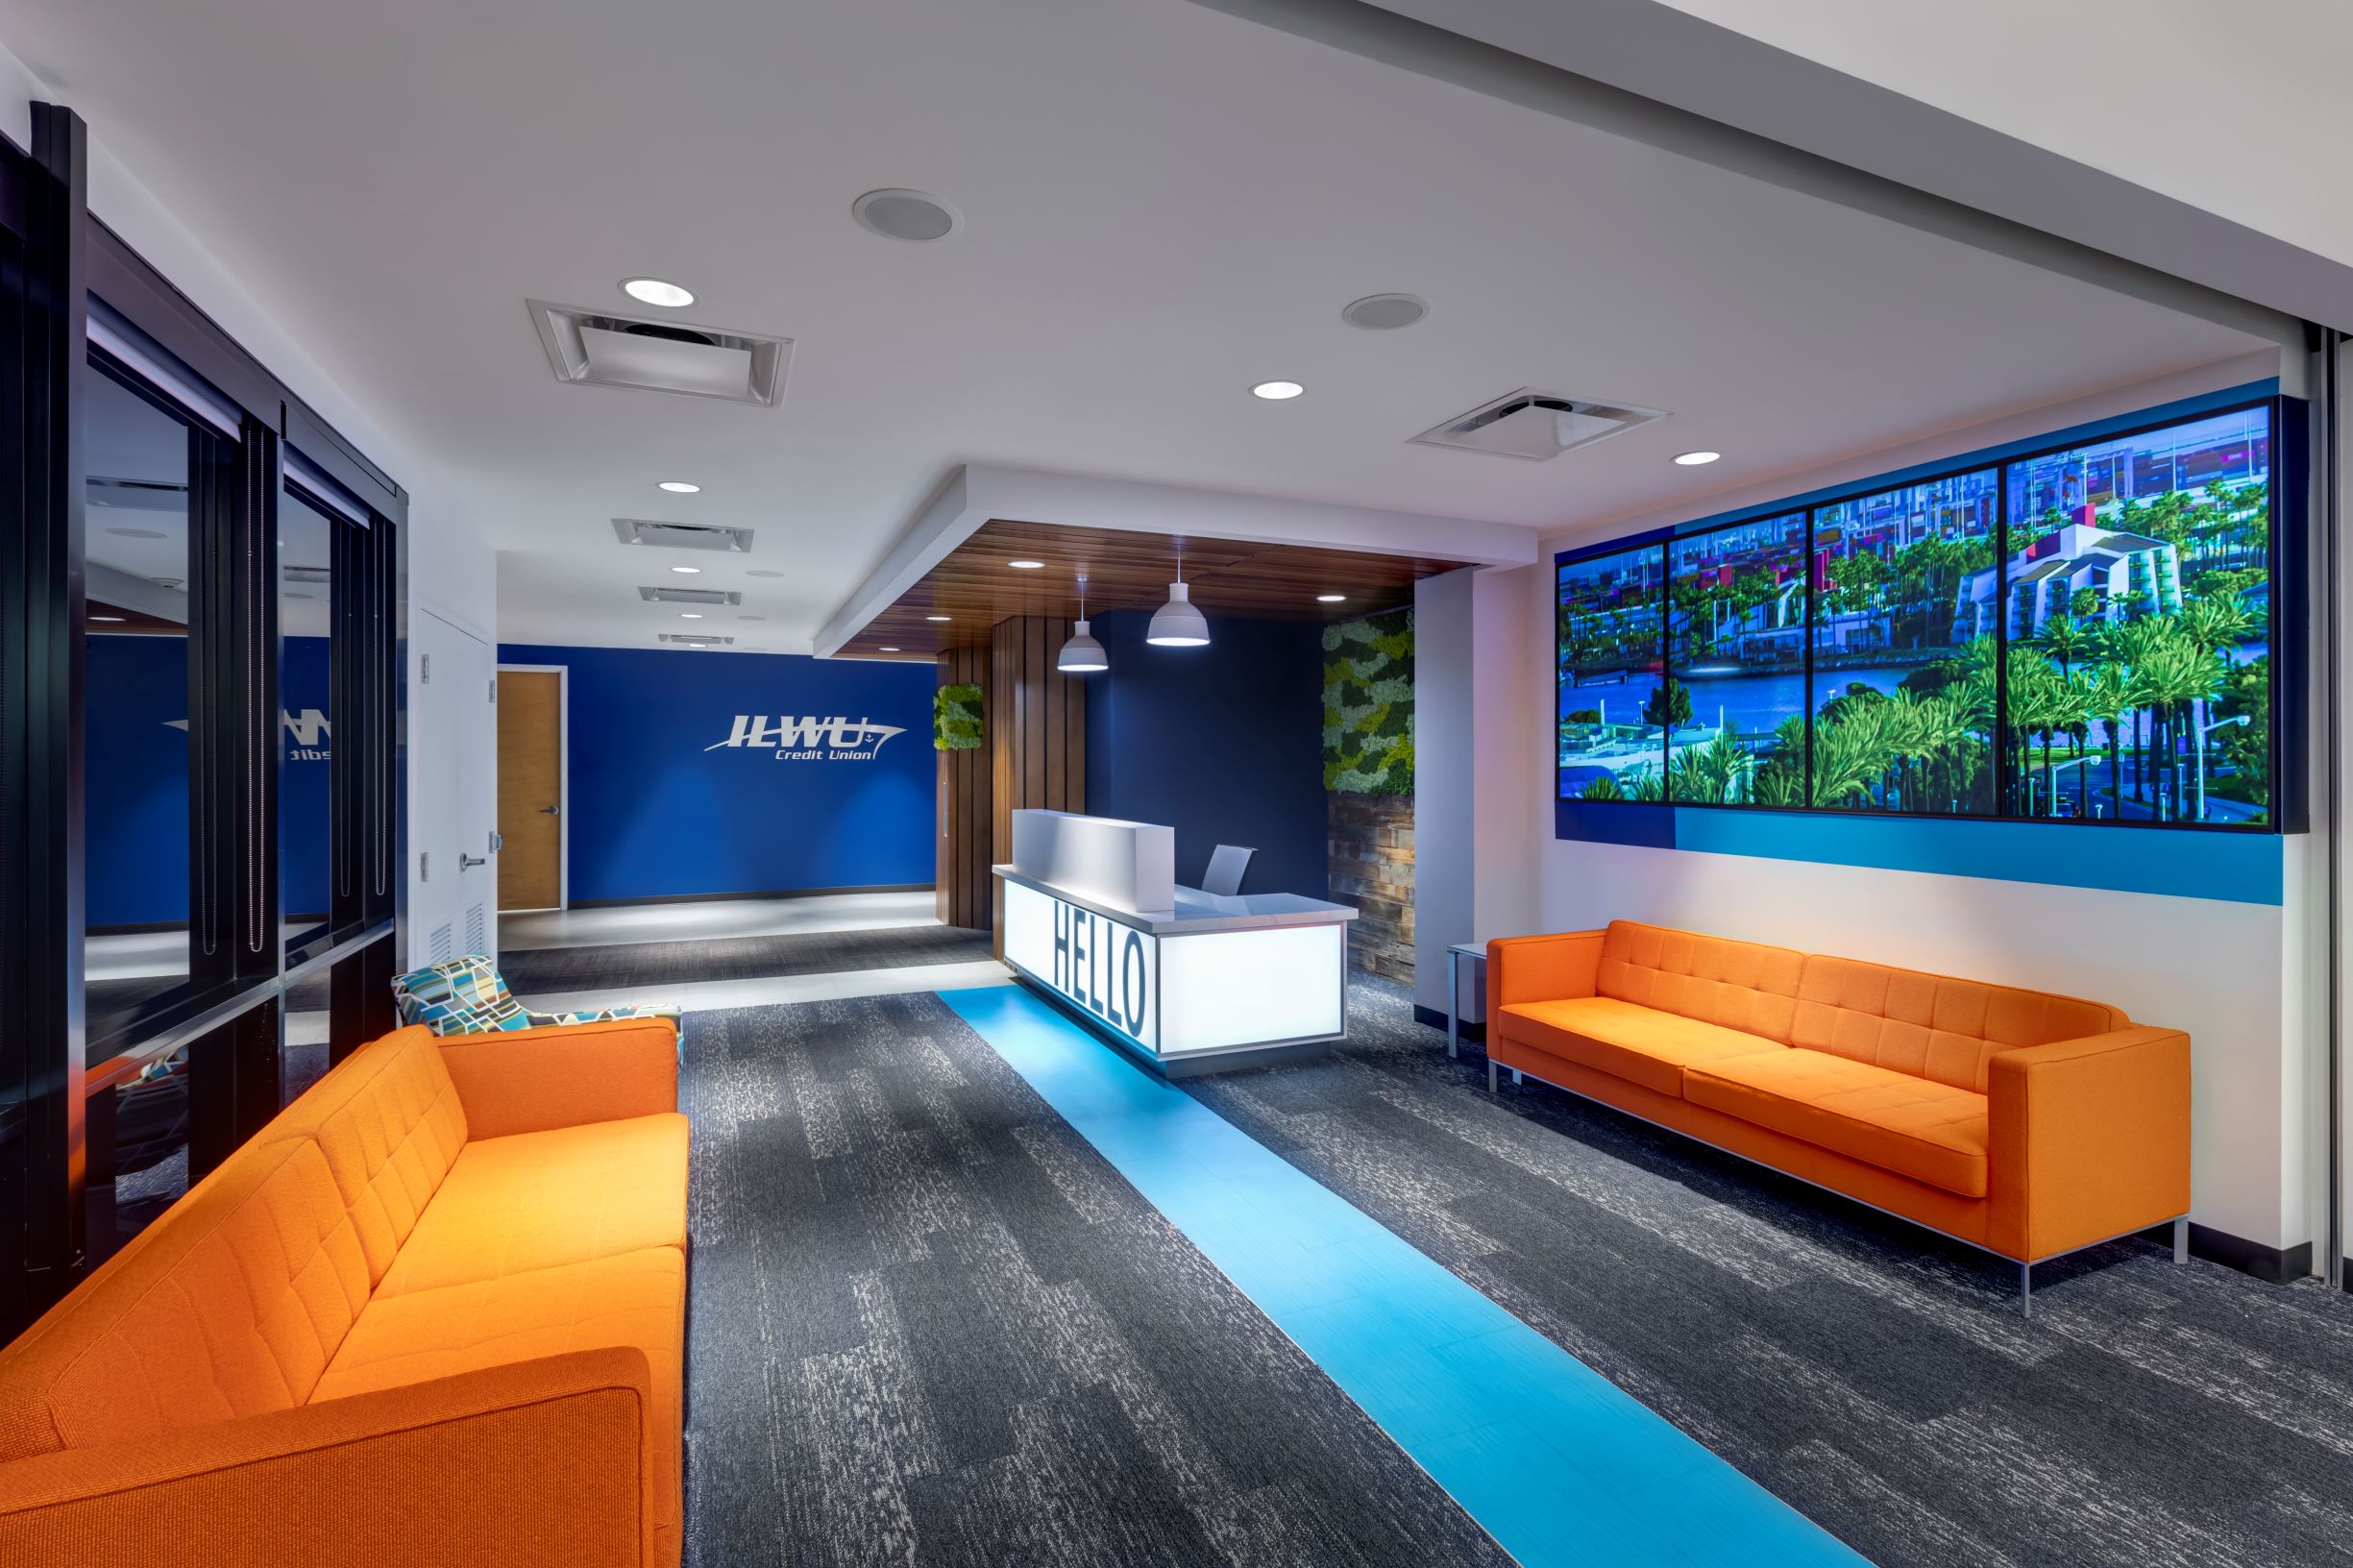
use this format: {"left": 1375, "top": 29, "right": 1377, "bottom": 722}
{"left": 502, "top": 920, "right": 993, "bottom": 993}
{"left": 1183, "top": 975, "right": 2353, "bottom": 1568}
{"left": 679, "top": 975, "right": 2353, "bottom": 1568}
{"left": 678, "top": 990, "right": 1513, "bottom": 1568}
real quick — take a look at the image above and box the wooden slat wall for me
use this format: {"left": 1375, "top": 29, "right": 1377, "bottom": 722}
{"left": 935, "top": 646, "right": 993, "bottom": 930}
{"left": 988, "top": 616, "right": 1086, "bottom": 953}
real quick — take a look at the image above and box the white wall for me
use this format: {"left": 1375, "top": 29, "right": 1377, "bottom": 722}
{"left": 1511, "top": 352, "right": 2327, "bottom": 1258}
{"left": 0, "top": 51, "right": 496, "bottom": 963}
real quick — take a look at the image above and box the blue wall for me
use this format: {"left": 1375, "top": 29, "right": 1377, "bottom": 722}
{"left": 1082, "top": 610, "right": 1328, "bottom": 898}
{"left": 497, "top": 645, "right": 936, "bottom": 903}
{"left": 86, "top": 632, "right": 332, "bottom": 929}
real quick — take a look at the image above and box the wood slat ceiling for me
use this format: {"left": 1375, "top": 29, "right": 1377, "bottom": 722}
{"left": 840, "top": 519, "right": 1460, "bottom": 660}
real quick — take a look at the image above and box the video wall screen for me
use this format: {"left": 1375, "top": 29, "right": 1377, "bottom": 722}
{"left": 1556, "top": 399, "right": 2279, "bottom": 831}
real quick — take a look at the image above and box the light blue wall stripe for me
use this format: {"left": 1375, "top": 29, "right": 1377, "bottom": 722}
{"left": 944, "top": 985, "right": 1871, "bottom": 1568}
{"left": 1553, "top": 800, "right": 2284, "bottom": 905}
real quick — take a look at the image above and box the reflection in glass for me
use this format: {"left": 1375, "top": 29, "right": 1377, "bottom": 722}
{"left": 1809, "top": 470, "right": 1999, "bottom": 814}
{"left": 1666, "top": 513, "right": 1808, "bottom": 805}
{"left": 83, "top": 364, "right": 197, "bottom": 1050}
{"left": 92, "top": 1046, "right": 192, "bottom": 1263}
{"left": 1557, "top": 544, "right": 1667, "bottom": 800}
{"left": 1999, "top": 406, "right": 2271, "bottom": 824}
{"left": 281, "top": 485, "right": 336, "bottom": 958}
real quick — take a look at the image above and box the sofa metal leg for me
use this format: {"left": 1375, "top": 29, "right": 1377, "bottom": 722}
{"left": 1487, "top": 1059, "right": 1498, "bottom": 1093}
{"left": 2019, "top": 1262, "right": 2032, "bottom": 1319}
{"left": 2172, "top": 1216, "right": 2189, "bottom": 1264}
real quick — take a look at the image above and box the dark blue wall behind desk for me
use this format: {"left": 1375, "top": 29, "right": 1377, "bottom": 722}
{"left": 498, "top": 645, "right": 936, "bottom": 904}
{"left": 1081, "top": 610, "right": 1327, "bottom": 898}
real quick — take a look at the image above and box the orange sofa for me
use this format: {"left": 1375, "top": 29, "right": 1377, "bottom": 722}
{"left": 1486, "top": 921, "right": 2190, "bottom": 1308}
{"left": 0, "top": 1016, "right": 688, "bottom": 1568}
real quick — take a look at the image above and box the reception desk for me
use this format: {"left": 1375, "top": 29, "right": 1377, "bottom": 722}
{"left": 994, "top": 810, "right": 1358, "bottom": 1076}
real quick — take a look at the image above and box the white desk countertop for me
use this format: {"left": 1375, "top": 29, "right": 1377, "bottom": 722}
{"left": 993, "top": 865, "right": 1359, "bottom": 937}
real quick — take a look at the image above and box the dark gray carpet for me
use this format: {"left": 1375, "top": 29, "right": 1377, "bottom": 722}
{"left": 1181, "top": 974, "right": 2353, "bottom": 1568}
{"left": 503, "top": 922, "right": 993, "bottom": 993}
{"left": 678, "top": 989, "right": 1513, "bottom": 1568}
{"left": 680, "top": 976, "right": 2353, "bottom": 1568}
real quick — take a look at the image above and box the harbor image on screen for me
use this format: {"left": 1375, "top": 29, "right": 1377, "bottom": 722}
{"left": 1666, "top": 513, "right": 1808, "bottom": 805}
{"left": 1809, "top": 468, "right": 2000, "bottom": 814}
{"left": 1557, "top": 543, "right": 1666, "bottom": 799}
{"left": 1998, "top": 404, "right": 2271, "bottom": 825}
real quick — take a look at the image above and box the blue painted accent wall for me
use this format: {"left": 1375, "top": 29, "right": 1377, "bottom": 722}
{"left": 87, "top": 634, "right": 191, "bottom": 928}
{"left": 1082, "top": 610, "right": 1328, "bottom": 898}
{"left": 498, "top": 645, "right": 937, "bottom": 903}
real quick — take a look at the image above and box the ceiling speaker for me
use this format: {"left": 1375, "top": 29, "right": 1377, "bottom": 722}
{"left": 853, "top": 189, "right": 959, "bottom": 242}
{"left": 1341, "top": 293, "right": 1429, "bottom": 331}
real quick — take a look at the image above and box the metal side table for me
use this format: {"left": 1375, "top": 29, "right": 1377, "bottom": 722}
{"left": 1445, "top": 942, "right": 1486, "bottom": 1058}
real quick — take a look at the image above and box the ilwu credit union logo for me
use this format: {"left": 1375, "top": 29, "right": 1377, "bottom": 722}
{"left": 706, "top": 715, "right": 907, "bottom": 762}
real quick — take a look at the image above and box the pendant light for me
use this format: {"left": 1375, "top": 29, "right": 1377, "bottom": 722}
{"left": 1146, "top": 546, "right": 1211, "bottom": 647}
{"left": 1058, "top": 573, "right": 1109, "bottom": 673}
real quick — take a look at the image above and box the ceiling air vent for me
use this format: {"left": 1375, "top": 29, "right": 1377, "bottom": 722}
{"left": 660, "top": 632, "right": 735, "bottom": 647}
{"left": 1410, "top": 387, "right": 1667, "bottom": 461}
{"left": 611, "top": 517, "right": 755, "bottom": 553}
{"left": 528, "top": 300, "right": 792, "bottom": 406}
{"left": 637, "top": 585, "right": 744, "bottom": 605}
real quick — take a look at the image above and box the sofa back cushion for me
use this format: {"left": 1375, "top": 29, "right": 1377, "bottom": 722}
{"left": 1595, "top": 920, "right": 1806, "bottom": 1044}
{"left": 0, "top": 1139, "right": 370, "bottom": 1460}
{"left": 263, "top": 1025, "right": 470, "bottom": 1286}
{"left": 1795, "top": 954, "right": 2130, "bottom": 1091}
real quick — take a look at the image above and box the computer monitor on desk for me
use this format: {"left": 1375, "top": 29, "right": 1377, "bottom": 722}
{"left": 1201, "top": 845, "right": 1253, "bottom": 897}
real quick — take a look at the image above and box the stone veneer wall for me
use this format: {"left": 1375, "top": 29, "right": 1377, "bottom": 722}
{"left": 1329, "top": 791, "right": 1413, "bottom": 981}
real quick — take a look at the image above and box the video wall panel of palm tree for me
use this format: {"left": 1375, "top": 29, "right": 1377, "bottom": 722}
{"left": 1557, "top": 543, "right": 1667, "bottom": 800}
{"left": 1665, "top": 513, "right": 1807, "bottom": 805}
{"left": 1998, "top": 405, "right": 2271, "bottom": 824}
{"left": 1807, "top": 469, "right": 2001, "bottom": 814}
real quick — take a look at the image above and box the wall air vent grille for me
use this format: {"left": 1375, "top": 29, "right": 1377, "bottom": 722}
{"left": 611, "top": 517, "right": 756, "bottom": 553}
{"left": 528, "top": 300, "right": 792, "bottom": 406}
{"left": 1410, "top": 387, "right": 1667, "bottom": 460}
{"left": 660, "top": 632, "right": 736, "bottom": 647}
{"left": 636, "top": 586, "right": 744, "bottom": 605}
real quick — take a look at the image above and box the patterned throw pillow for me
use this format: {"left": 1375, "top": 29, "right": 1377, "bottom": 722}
{"left": 391, "top": 955, "right": 685, "bottom": 1047}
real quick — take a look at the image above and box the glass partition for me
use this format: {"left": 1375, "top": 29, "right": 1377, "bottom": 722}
{"left": 280, "top": 482, "right": 337, "bottom": 961}
{"left": 82, "top": 361, "right": 205, "bottom": 1048}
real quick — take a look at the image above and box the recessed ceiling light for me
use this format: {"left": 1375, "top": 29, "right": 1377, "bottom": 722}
{"left": 880, "top": 647, "right": 901, "bottom": 652}
{"left": 1674, "top": 450, "right": 1722, "bottom": 466}
{"left": 748, "top": 569, "right": 785, "bottom": 577}
{"left": 107, "top": 527, "right": 167, "bottom": 540}
{"left": 1009, "top": 559, "right": 1045, "bottom": 570}
{"left": 90, "top": 615, "right": 126, "bottom": 624}
{"left": 657, "top": 480, "right": 701, "bottom": 494}
{"left": 1316, "top": 594, "right": 1347, "bottom": 603}
{"left": 925, "top": 614, "right": 952, "bottom": 622}
{"left": 679, "top": 612, "right": 704, "bottom": 620}
{"left": 670, "top": 565, "right": 702, "bottom": 575}
{"left": 852, "top": 189, "right": 960, "bottom": 243}
{"left": 621, "top": 278, "right": 694, "bottom": 308}
{"left": 1252, "top": 380, "right": 1305, "bottom": 400}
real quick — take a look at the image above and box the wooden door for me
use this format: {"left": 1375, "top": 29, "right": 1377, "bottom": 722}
{"left": 497, "top": 669, "right": 563, "bottom": 911}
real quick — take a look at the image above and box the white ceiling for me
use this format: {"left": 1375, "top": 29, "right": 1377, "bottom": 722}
{"left": 5, "top": 0, "right": 2269, "bottom": 653}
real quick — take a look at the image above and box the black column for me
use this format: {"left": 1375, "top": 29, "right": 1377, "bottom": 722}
{"left": 0, "top": 105, "right": 88, "bottom": 1330}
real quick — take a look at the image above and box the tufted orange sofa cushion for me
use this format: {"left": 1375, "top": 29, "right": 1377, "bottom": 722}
{"left": 1594, "top": 921, "right": 1806, "bottom": 1044}
{"left": 1684, "top": 1050, "right": 1991, "bottom": 1196}
{"left": 1792, "top": 953, "right": 2128, "bottom": 1092}
{"left": 0, "top": 1016, "right": 686, "bottom": 1568}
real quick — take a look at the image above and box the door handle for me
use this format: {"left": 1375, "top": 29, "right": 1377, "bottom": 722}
{"left": 539, "top": 805, "right": 561, "bottom": 816}
{"left": 459, "top": 853, "right": 488, "bottom": 870}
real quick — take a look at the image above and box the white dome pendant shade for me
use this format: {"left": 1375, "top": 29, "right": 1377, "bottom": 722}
{"left": 1146, "top": 551, "right": 1211, "bottom": 647}
{"left": 1058, "top": 573, "right": 1110, "bottom": 673}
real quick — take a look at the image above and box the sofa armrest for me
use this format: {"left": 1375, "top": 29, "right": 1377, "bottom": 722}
{"left": 0, "top": 1349, "right": 654, "bottom": 1568}
{"left": 439, "top": 1016, "right": 680, "bottom": 1139}
{"left": 1987, "top": 1025, "right": 2191, "bottom": 1262}
{"left": 1485, "top": 930, "right": 1606, "bottom": 1010}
